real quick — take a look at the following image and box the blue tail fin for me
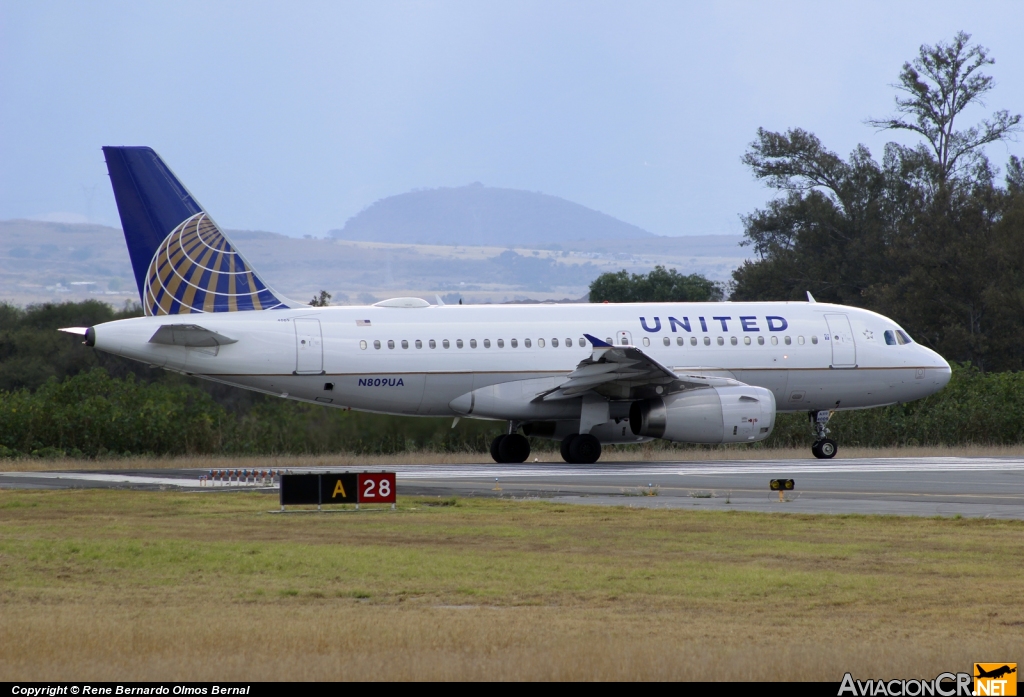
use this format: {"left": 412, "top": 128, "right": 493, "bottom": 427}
{"left": 102, "top": 146, "right": 292, "bottom": 315}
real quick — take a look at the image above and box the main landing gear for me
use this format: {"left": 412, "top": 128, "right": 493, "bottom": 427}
{"left": 810, "top": 410, "right": 837, "bottom": 459}
{"left": 560, "top": 434, "right": 602, "bottom": 464}
{"left": 490, "top": 433, "right": 530, "bottom": 463}
{"left": 488, "top": 425, "right": 604, "bottom": 464}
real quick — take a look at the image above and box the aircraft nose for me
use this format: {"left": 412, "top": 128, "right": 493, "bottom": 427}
{"left": 932, "top": 352, "right": 952, "bottom": 389}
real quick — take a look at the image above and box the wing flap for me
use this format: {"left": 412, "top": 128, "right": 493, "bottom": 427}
{"left": 537, "top": 335, "right": 746, "bottom": 401}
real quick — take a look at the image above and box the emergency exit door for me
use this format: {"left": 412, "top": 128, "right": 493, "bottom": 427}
{"left": 616, "top": 331, "right": 633, "bottom": 346}
{"left": 824, "top": 313, "right": 856, "bottom": 368}
{"left": 294, "top": 319, "right": 323, "bottom": 374}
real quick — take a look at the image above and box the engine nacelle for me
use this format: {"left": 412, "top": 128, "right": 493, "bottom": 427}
{"left": 629, "top": 385, "right": 776, "bottom": 444}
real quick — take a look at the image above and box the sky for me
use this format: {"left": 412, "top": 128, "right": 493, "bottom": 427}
{"left": 2, "top": 1, "right": 1023, "bottom": 238}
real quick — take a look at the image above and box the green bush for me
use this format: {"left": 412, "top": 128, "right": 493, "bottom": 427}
{"left": 766, "top": 363, "right": 1024, "bottom": 447}
{"left": 1, "top": 363, "right": 1022, "bottom": 458}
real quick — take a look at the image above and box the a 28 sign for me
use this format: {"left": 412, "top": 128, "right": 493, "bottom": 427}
{"left": 280, "top": 472, "right": 397, "bottom": 507}
{"left": 358, "top": 472, "right": 396, "bottom": 503}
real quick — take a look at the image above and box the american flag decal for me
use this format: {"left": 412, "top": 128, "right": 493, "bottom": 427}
{"left": 356, "top": 319, "right": 371, "bottom": 327}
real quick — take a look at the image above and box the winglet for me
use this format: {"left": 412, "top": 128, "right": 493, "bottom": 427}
{"left": 584, "top": 333, "right": 613, "bottom": 348}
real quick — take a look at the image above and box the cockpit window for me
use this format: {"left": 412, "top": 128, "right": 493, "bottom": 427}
{"left": 884, "top": 330, "right": 897, "bottom": 346}
{"left": 896, "top": 330, "right": 913, "bottom": 345}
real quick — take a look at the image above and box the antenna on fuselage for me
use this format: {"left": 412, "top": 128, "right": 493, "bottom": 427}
{"left": 806, "top": 291, "right": 816, "bottom": 303}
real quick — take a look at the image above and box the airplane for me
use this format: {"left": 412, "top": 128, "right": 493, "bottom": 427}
{"left": 59, "top": 146, "right": 953, "bottom": 464}
{"left": 975, "top": 665, "right": 1016, "bottom": 680}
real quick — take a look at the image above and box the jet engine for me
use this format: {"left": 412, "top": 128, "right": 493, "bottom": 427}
{"left": 629, "top": 385, "right": 776, "bottom": 444}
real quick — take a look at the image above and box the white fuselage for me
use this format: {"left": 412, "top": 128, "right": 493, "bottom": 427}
{"left": 90, "top": 301, "right": 952, "bottom": 428}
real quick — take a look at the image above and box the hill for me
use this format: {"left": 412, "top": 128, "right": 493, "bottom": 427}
{"left": 330, "top": 183, "right": 653, "bottom": 246}
{"left": 0, "top": 219, "right": 748, "bottom": 307}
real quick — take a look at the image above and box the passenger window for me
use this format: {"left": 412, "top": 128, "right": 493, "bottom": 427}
{"left": 744, "top": 336, "right": 751, "bottom": 345}
{"left": 784, "top": 336, "right": 792, "bottom": 345}
{"left": 360, "top": 340, "right": 367, "bottom": 350}
{"left": 456, "top": 339, "right": 464, "bottom": 348}
{"left": 470, "top": 339, "right": 477, "bottom": 348}
{"left": 443, "top": 339, "right": 450, "bottom": 349}
{"left": 429, "top": 339, "right": 436, "bottom": 349}
{"left": 579, "top": 337, "right": 586, "bottom": 346}
{"left": 676, "top": 336, "right": 684, "bottom": 346}
{"left": 703, "top": 336, "right": 711, "bottom": 346}
{"left": 884, "top": 330, "right": 896, "bottom": 345}
{"left": 757, "top": 336, "right": 764, "bottom": 345}
{"left": 387, "top": 340, "right": 395, "bottom": 349}
{"left": 565, "top": 338, "right": 573, "bottom": 347}
{"left": 538, "top": 338, "right": 545, "bottom": 348}
{"left": 797, "top": 336, "right": 805, "bottom": 345}
{"left": 897, "top": 330, "right": 913, "bottom": 344}
{"left": 691, "top": 337, "right": 698, "bottom": 346}
{"left": 401, "top": 340, "right": 409, "bottom": 349}
{"left": 552, "top": 338, "right": 559, "bottom": 347}
{"left": 374, "top": 340, "right": 381, "bottom": 349}
{"left": 663, "top": 337, "right": 670, "bottom": 346}
{"left": 717, "top": 337, "right": 724, "bottom": 346}
{"left": 511, "top": 339, "right": 518, "bottom": 348}
{"left": 643, "top": 337, "right": 650, "bottom": 347}
{"left": 415, "top": 340, "right": 422, "bottom": 349}
{"left": 525, "top": 338, "right": 532, "bottom": 348}
{"left": 483, "top": 339, "right": 490, "bottom": 348}
{"left": 811, "top": 336, "right": 818, "bottom": 345}
{"left": 771, "top": 336, "right": 778, "bottom": 346}
{"left": 730, "top": 337, "right": 737, "bottom": 345}
{"left": 605, "top": 337, "right": 613, "bottom": 345}
{"left": 497, "top": 339, "right": 504, "bottom": 348}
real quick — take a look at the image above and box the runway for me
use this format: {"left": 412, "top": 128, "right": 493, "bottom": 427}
{"left": 3, "top": 456, "right": 1024, "bottom": 519}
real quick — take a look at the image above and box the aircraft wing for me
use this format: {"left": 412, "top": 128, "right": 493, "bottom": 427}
{"left": 148, "top": 324, "right": 238, "bottom": 348}
{"left": 536, "top": 334, "right": 745, "bottom": 402}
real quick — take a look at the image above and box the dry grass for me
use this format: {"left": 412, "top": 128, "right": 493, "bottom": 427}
{"left": 1, "top": 489, "right": 1022, "bottom": 681}
{"left": 4, "top": 443, "right": 1024, "bottom": 473}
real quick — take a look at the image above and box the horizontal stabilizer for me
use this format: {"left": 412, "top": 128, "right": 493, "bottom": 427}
{"left": 149, "top": 324, "right": 238, "bottom": 348}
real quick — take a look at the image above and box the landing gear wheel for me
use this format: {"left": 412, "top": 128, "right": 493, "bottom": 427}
{"left": 498, "top": 433, "right": 530, "bottom": 463}
{"left": 569, "top": 434, "right": 602, "bottom": 464}
{"left": 560, "top": 435, "right": 576, "bottom": 463}
{"left": 490, "top": 435, "right": 507, "bottom": 463}
{"left": 812, "top": 439, "right": 837, "bottom": 459}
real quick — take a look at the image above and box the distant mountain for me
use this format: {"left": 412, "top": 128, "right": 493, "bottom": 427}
{"left": 330, "top": 183, "right": 653, "bottom": 246}
{"left": 0, "top": 219, "right": 747, "bottom": 307}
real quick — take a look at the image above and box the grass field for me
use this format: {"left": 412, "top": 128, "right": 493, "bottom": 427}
{"left": 4, "top": 443, "right": 1024, "bottom": 472}
{"left": 1, "top": 489, "right": 1021, "bottom": 681}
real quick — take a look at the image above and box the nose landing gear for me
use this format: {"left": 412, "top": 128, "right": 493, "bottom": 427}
{"left": 810, "top": 410, "right": 837, "bottom": 459}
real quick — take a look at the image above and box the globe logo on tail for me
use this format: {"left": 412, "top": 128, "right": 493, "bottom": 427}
{"left": 144, "top": 213, "right": 286, "bottom": 315}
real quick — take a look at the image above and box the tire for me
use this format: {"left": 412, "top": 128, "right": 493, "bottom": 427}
{"left": 560, "top": 435, "right": 576, "bottom": 463}
{"left": 498, "top": 433, "right": 530, "bottom": 463}
{"left": 811, "top": 441, "right": 823, "bottom": 459}
{"left": 569, "top": 434, "right": 602, "bottom": 464}
{"left": 490, "top": 435, "right": 506, "bottom": 463}
{"left": 818, "top": 439, "right": 837, "bottom": 459}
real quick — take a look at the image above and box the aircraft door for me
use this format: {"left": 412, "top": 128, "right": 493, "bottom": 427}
{"left": 616, "top": 331, "right": 633, "bottom": 346}
{"left": 824, "top": 314, "right": 856, "bottom": 368}
{"left": 294, "top": 318, "right": 324, "bottom": 374}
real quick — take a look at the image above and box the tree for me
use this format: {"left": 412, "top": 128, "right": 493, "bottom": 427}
{"left": 589, "top": 266, "right": 723, "bottom": 303}
{"left": 866, "top": 32, "right": 1020, "bottom": 184}
{"left": 309, "top": 290, "right": 332, "bottom": 307}
{"left": 731, "top": 32, "right": 1024, "bottom": 371}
